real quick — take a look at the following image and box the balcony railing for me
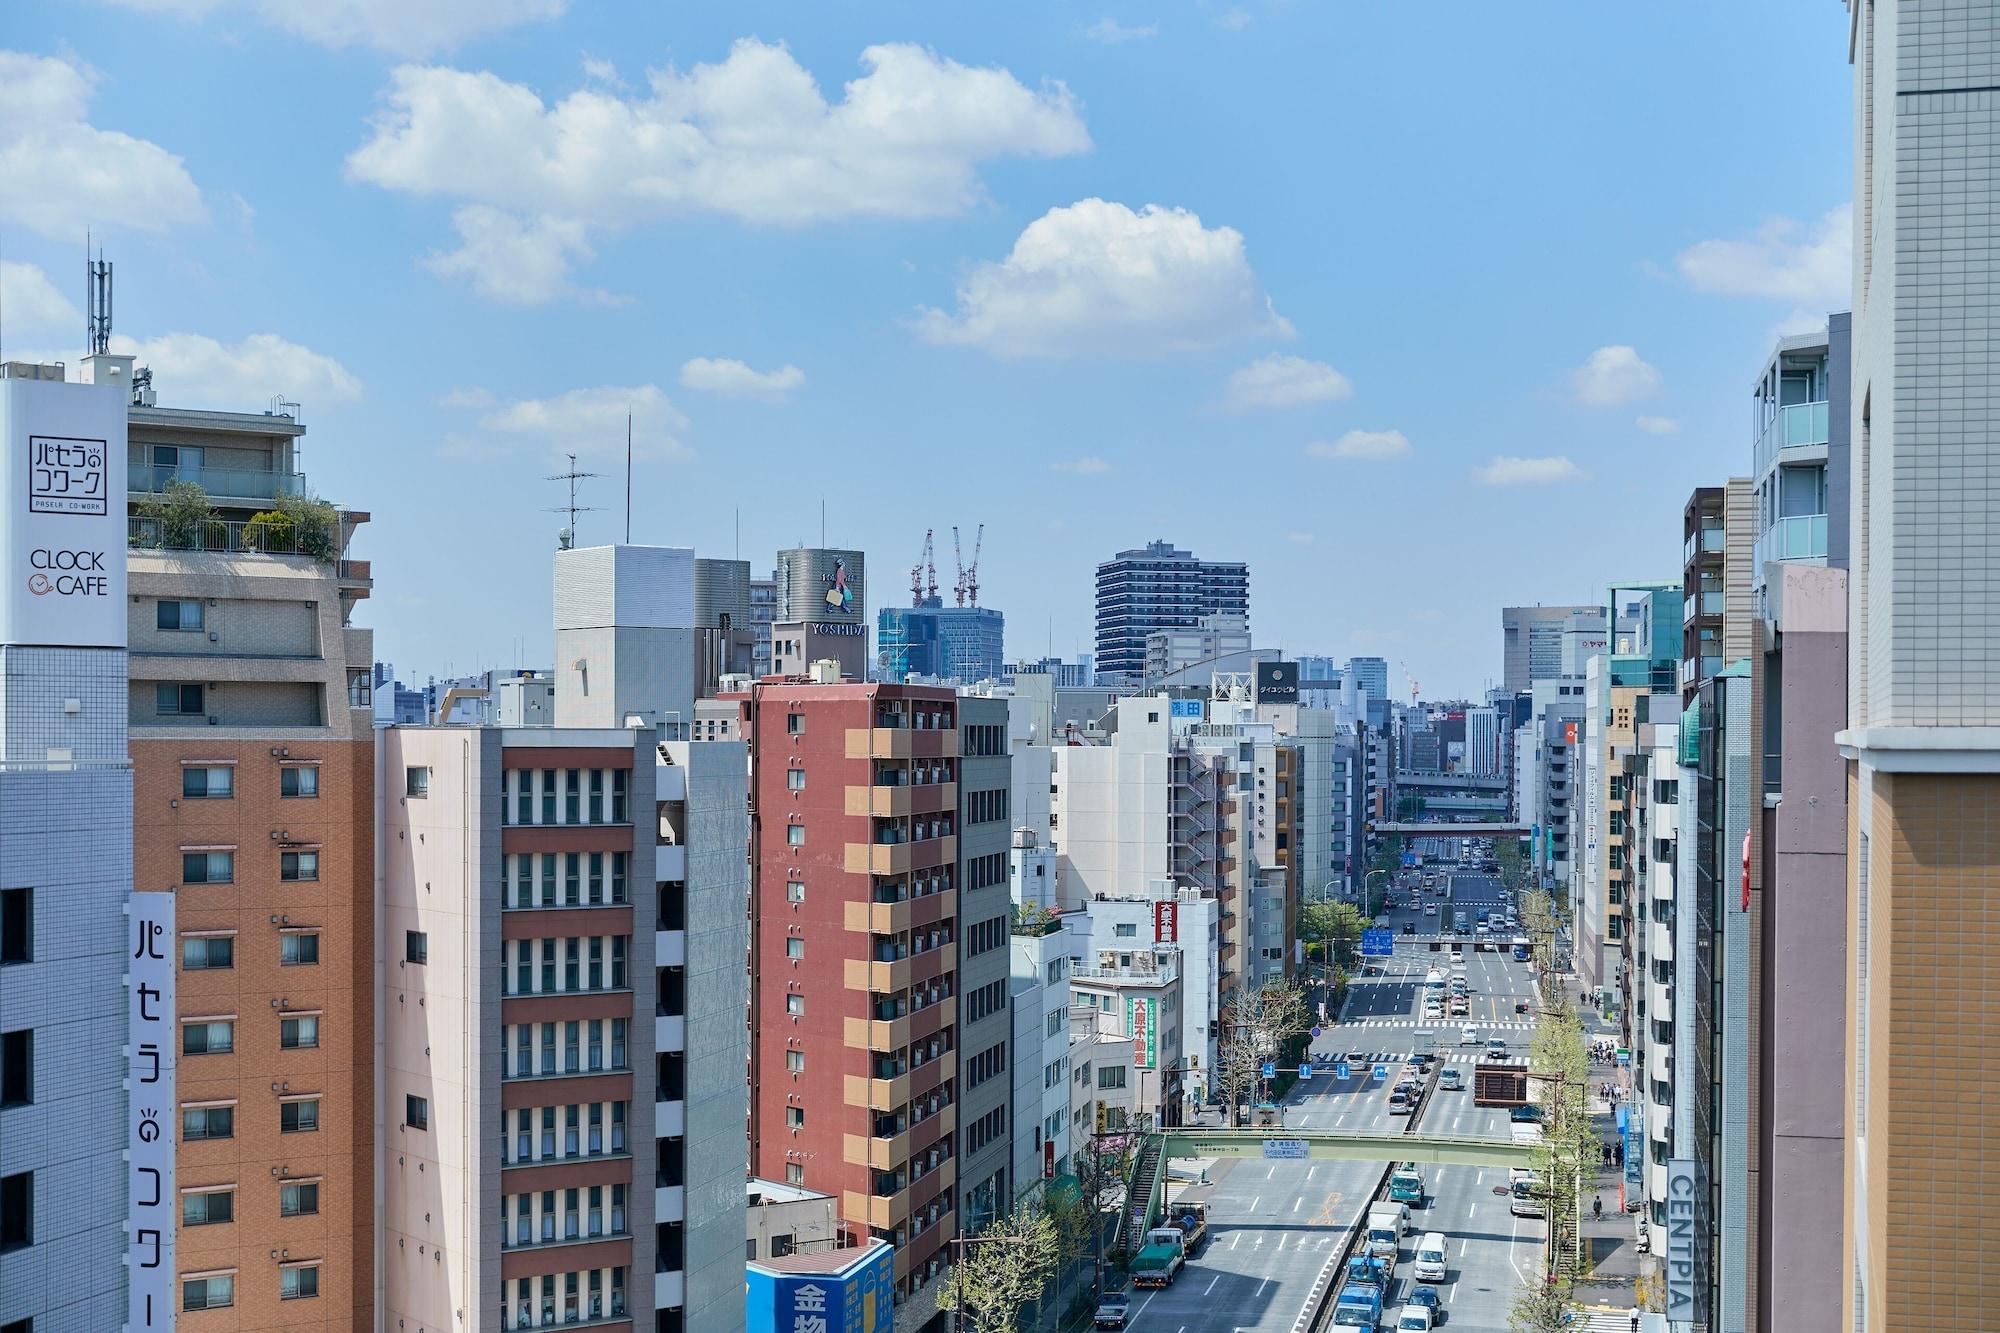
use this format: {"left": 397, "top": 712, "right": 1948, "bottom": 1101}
{"left": 130, "top": 462, "right": 305, "bottom": 501}
{"left": 1753, "top": 513, "right": 1829, "bottom": 571}
{"left": 129, "top": 514, "right": 339, "bottom": 563}
{"left": 1754, "top": 400, "right": 1830, "bottom": 476}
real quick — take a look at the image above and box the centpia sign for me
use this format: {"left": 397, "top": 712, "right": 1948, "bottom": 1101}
{"left": 0, "top": 376, "right": 127, "bottom": 648}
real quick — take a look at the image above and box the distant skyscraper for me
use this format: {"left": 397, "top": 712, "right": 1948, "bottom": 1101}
{"left": 1346, "top": 656, "right": 1389, "bottom": 703}
{"left": 1093, "top": 540, "right": 1249, "bottom": 683}
{"left": 877, "top": 602, "right": 1005, "bottom": 682}
{"left": 1298, "top": 655, "right": 1343, "bottom": 682}
{"left": 1502, "top": 605, "right": 1603, "bottom": 691}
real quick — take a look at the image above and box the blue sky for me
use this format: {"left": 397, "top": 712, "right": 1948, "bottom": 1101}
{"left": 3, "top": 2, "right": 1853, "bottom": 696}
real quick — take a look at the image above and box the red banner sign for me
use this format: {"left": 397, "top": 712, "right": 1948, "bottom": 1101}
{"left": 1153, "top": 899, "right": 1178, "bottom": 944}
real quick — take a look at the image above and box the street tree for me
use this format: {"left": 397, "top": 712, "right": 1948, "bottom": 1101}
{"left": 1526, "top": 1000, "right": 1593, "bottom": 1279}
{"left": 936, "top": 1205, "right": 1061, "bottom": 1333}
{"left": 1298, "top": 899, "right": 1370, "bottom": 970}
{"left": 1215, "top": 980, "right": 1314, "bottom": 1121}
{"left": 1507, "top": 1270, "right": 1575, "bottom": 1333}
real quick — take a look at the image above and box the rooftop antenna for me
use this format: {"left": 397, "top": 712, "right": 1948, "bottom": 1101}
{"left": 86, "top": 234, "right": 112, "bottom": 355}
{"left": 545, "top": 452, "right": 601, "bottom": 550}
{"left": 624, "top": 413, "right": 632, "bottom": 544}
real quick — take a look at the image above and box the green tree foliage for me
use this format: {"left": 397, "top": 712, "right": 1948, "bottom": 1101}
{"left": 134, "top": 480, "right": 217, "bottom": 550}
{"left": 1298, "top": 899, "right": 1370, "bottom": 970}
{"left": 935, "top": 1205, "right": 1061, "bottom": 1333}
{"left": 1215, "top": 981, "right": 1313, "bottom": 1122}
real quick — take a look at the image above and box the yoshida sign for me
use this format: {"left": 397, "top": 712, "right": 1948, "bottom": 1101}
{"left": 1, "top": 376, "right": 127, "bottom": 648}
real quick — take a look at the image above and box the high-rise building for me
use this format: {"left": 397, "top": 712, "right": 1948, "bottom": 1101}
{"left": 1141, "top": 613, "right": 1265, "bottom": 686}
{"left": 0, "top": 357, "right": 141, "bottom": 1332}
{"left": 553, "top": 545, "right": 698, "bottom": 735}
{"left": 1092, "top": 541, "right": 1248, "bottom": 684}
{"left": 877, "top": 603, "right": 1005, "bottom": 684}
{"left": 772, "top": 548, "right": 869, "bottom": 679}
{"left": 736, "top": 680, "right": 962, "bottom": 1323}
{"left": 1840, "top": 7, "right": 2000, "bottom": 1325}
{"left": 749, "top": 575, "right": 777, "bottom": 678}
{"left": 694, "top": 556, "right": 758, "bottom": 678}
{"left": 1344, "top": 656, "right": 1389, "bottom": 705}
{"left": 954, "top": 696, "right": 1013, "bottom": 1233}
{"left": 1501, "top": 605, "right": 1602, "bottom": 692}
{"left": 124, "top": 372, "right": 379, "bottom": 1327}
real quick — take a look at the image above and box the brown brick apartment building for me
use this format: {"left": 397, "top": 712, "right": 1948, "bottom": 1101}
{"left": 734, "top": 681, "right": 962, "bottom": 1316}
{"left": 126, "top": 403, "right": 375, "bottom": 1327}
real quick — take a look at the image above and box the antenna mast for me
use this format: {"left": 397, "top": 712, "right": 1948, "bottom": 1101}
{"left": 87, "top": 241, "right": 112, "bottom": 355}
{"left": 545, "top": 453, "right": 602, "bottom": 550}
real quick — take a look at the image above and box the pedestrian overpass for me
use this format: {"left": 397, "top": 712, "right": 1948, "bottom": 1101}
{"left": 1146, "top": 1127, "right": 1535, "bottom": 1168}
{"left": 1373, "top": 821, "right": 1529, "bottom": 835}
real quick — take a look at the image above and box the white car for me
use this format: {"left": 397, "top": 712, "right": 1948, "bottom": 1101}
{"left": 1395, "top": 1306, "right": 1435, "bottom": 1332}
{"left": 1460, "top": 1025, "right": 1480, "bottom": 1046}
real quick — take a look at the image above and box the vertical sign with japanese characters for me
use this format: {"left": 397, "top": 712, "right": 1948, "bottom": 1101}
{"left": 0, "top": 374, "right": 128, "bottom": 649}
{"left": 1127, "top": 995, "right": 1157, "bottom": 1069}
{"left": 1152, "top": 898, "right": 1178, "bottom": 944}
{"left": 127, "top": 891, "right": 176, "bottom": 1331}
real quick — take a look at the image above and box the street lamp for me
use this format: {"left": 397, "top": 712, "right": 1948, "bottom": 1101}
{"left": 1364, "top": 869, "right": 1388, "bottom": 919}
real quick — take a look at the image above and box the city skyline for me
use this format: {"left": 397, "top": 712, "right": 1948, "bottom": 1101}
{"left": 1, "top": 3, "right": 1850, "bottom": 699}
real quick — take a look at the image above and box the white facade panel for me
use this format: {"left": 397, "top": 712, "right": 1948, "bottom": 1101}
{"left": 554, "top": 544, "right": 695, "bottom": 630}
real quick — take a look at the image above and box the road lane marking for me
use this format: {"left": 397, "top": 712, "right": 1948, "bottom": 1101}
{"left": 1205, "top": 1274, "right": 1221, "bottom": 1295}
{"left": 1292, "top": 1197, "right": 1302, "bottom": 1213}
{"left": 1248, "top": 1196, "right": 1261, "bottom": 1213}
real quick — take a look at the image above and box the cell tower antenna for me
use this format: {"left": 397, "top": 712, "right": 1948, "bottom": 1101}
{"left": 86, "top": 235, "right": 112, "bottom": 355}
{"left": 544, "top": 452, "right": 602, "bottom": 550}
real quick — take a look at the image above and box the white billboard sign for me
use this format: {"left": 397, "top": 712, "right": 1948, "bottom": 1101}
{"left": 0, "top": 375, "right": 129, "bottom": 648}
{"left": 127, "top": 891, "right": 176, "bottom": 1330}
{"left": 1664, "top": 1157, "right": 1698, "bottom": 1327}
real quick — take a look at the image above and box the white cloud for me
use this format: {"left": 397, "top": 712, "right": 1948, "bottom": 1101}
{"left": 678, "top": 358, "right": 805, "bottom": 399}
{"left": 1304, "top": 429, "right": 1411, "bottom": 461}
{"left": 101, "top": 0, "right": 565, "bottom": 57}
{"left": 1473, "top": 455, "right": 1586, "bottom": 486}
{"left": 423, "top": 206, "right": 618, "bottom": 305}
{"left": 916, "top": 199, "right": 1292, "bottom": 358}
{"left": 1571, "top": 345, "right": 1659, "bottom": 408}
{"left": 1223, "top": 354, "right": 1352, "bottom": 410}
{"left": 1218, "top": 8, "right": 1252, "bottom": 29}
{"left": 581, "top": 56, "right": 626, "bottom": 89}
{"left": 481, "top": 384, "right": 690, "bottom": 460}
{"left": 109, "top": 332, "right": 361, "bottom": 411}
{"left": 348, "top": 41, "right": 1088, "bottom": 300}
{"left": 1675, "top": 205, "right": 1851, "bottom": 309}
{"left": 1284, "top": 530, "right": 1315, "bottom": 545}
{"left": 1081, "top": 18, "right": 1158, "bottom": 42}
{"left": 0, "top": 260, "right": 81, "bottom": 340}
{"left": 437, "top": 386, "right": 494, "bottom": 408}
{"left": 1635, "top": 415, "right": 1680, "bottom": 435}
{"left": 0, "top": 50, "right": 204, "bottom": 238}
{"left": 1050, "top": 456, "right": 1111, "bottom": 474}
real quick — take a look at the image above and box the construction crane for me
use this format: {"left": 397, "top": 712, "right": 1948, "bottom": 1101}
{"left": 952, "top": 523, "right": 984, "bottom": 606}
{"left": 1399, "top": 660, "right": 1420, "bottom": 704}
{"left": 909, "top": 529, "right": 938, "bottom": 607}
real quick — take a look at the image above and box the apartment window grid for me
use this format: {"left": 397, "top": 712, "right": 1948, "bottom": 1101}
{"left": 501, "top": 767, "right": 631, "bottom": 827}
{"left": 966, "top": 916, "right": 1007, "bottom": 957}
{"left": 503, "top": 850, "right": 631, "bottom": 909}
{"left": 501, "top": 1100, "right": 629, "bottom": 1166}
{"left": 964, "top": 1042, "right": 1007, "bottom": 1090}
{"left": 503, "top": 1267, "right": 629, "bottom": 1329}
{"left": 501, "top": 1184, "right": 629, "bottom": 1249}
{"left": 503, "top": 935, "right": 630, "bottom": 996}
{"left": 503, "top": 1019, "right": 630, "bottom": 1079}
{"left": 965, "top": 978, "right": 1007, "bottom": 1024}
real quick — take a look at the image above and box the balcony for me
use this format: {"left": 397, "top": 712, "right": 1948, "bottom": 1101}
{"left": 657, "top": 1098, "right": 685, "bottom": 1137}
{"left": 1754, "top": 400, "right": 1830, "bottom": 477}
{"left": 845, "top": 956, "right": 916, "bottom": 994}
{"left": 846, "top": 783, "right": 957, "bottom": 818}
{"left": 1753, "top": 513, "right": 1829, "bottom": 570}
{"left": 844, "top": 890, "right": 954, "bottom": 936}
{"left": 845, "top": 1070, "right": 913, "bottom": 1112}
{"left": 846, "top": 728, "right": 959, "bottom": 762}
{"left": 656, "top": 929, "right": 686, "bottom": 967}
{"left": 654, "top": 1014, "right": 684, "bottom": 1053}
{"left": 1648, "top": 918, "right": 1673, "bottom": 963}
{"left": 844, "top": 1014, "right": 912, "bottom": 1052}
{"left": 130, "top": 462, "right": 306, "bottom": 502}
{"left": 844, "top": 837, "right": 955, "bottom": 877}
{"left": 844, "top": 1110, "right": 953, "bottom": 1172}
{"left": 1649, "top": 977, "right": 1672, "bottom": 1025}
{"left": 1680, "top": 526, "right": 1727, "bottom": 566}
{"left": 128, "top": 513, "right": 339, "bottom": 562}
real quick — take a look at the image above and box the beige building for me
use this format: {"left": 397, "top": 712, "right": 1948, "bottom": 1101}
{"left": 1840, "top": 4, "right": 2000, "bottom": 1329}
{"left": 126, "top": 403, "right": 377, "bottom": 1327}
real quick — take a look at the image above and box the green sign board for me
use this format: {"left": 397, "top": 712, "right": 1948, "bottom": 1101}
{"left": 1127, "top": 995, "right": 1158, "bottom": 1069}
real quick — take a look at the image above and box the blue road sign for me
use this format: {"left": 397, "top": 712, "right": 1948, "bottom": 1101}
{"left": 1310, "top": 1025, "right": 1322, "bottom": 1040}
{"left": 1263, "top": 1138, "right": 1310, "bottom": 1160}
{"left": 1261, "top": 1061, "right": 1277, "bottom": 1080}
{"left": 1360, "top": 928, "right": 1396, "bottom": 957}
{"left": 1372, "top": 1064, "right": 1389, "bottom": 1082}
{"left": 1335, "top": 1061, "right": 1352, "bottom": 1080}
{"left": 1298, "top": 1063, "right": 1314, "bottom": 1081}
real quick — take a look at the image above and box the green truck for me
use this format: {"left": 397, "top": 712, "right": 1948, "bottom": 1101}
{"left": 1388, "top": 1168, "right": 1425, "bottom": 1207}
{"left": 1130, "top": 1227, "right": 1191, "bottom": 1288}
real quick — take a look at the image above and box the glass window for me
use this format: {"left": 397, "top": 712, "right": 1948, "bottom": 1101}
{"left": 565, "top": 770, "right": 581, "bottom": 823}
{"left": 182, "top": 1104, "right": 234, "bottom": 1140}
{"left": 182, "top": 1189, "right": 233, "bottom": 1225}
{"left": 281, "top": 1099, "right": 320, "bottom": 1133}
{"left": 182, "top": 936, "right": 234, "bottom": 970}
{"left": 183, "top": 1275, "right": 234, "bottom": 1311}
{"left": 405, "top": 766, "right": 430, "bottom": 798}
{"left": 786, "top": 1050, "right": 805, "bottom": 1073}
{"left": 611, "top": 852, "right": 627, "bottom": 904}
{"left": 182, "top": 766, "right": 233, "bottom": 799}
{"left": 281, "top": 1181, "right": 319, "bottom": 1216}
{"left": 515, "top": 771, "right": 533, "bottom": 824}
{"left": 157, "top": 599, "right": 204, "bottom": 631}
{"left": 406, "top": 1094, "right": 428, "bottom": 1131}
{"left": 612, "top": 769, "right": 627, "bottom": 822}
{"left": 786, "top": 994, "right": 804, "bottom": 1016}
{"left": 540, "top": 769, "right": 556, "bottom": 823}
{"left": 406, "top": 930, "right": 427, "bottom": 964}
{"left": 787, "top": 713, "right": 805, "bottom": 735}
{"left": 280, "top": 1265, "right": 320, "bottom": 1300}
{"left": 787, "top": 824, "right": 805, "bottom": 846}
{"left": 182, "top": 1020, "right": 234, "bottom": 1055}
{"left": 280, "top": 851, "right": 319, "bottom": 882}
{"left": 787, "top": 768, "right": 806, "bottom": 790}
{"left": 181, "top": 851, "right": 233, "bottom": 884}
{"left": 156, "top": 682, "right": 204, "bottom": 715}
{"left": 280, "top": 765, "right": 319, "bottom": 798}
{"left": 786, "top": 880, "right": 805, "bottom": 904}
{"left": 280, "top": 1015, "right": 320, "bottom": 1050}
{"left": 786, "top": 938, "right": 805, "bottom": 960}
{"left": 565, "top": 853, "right": 581, "bottom": 906}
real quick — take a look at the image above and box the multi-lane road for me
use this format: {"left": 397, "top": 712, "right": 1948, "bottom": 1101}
{"left": 1127, "top": 865, "right": 1542, "bottom": 1332}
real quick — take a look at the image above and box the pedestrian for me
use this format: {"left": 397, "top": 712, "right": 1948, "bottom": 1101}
{"left": 1592, "top": 1195, "right": 1603, "bottom": 1222}
{"left": 1630, "top": 1306, "right": 1641, "bottom": 1332}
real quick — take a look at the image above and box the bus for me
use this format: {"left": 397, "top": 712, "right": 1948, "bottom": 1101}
{"left": 1511, "top": 935, "right": 1531, "bottom": 962}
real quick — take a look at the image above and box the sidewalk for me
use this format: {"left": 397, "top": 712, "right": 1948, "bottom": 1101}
{"left": 1550, "top": 969, "right": 1657, "bottom": 1305}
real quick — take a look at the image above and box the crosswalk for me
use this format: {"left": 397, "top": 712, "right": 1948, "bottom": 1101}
{"left": 1345, "top": 1017, "right": 1536, "bottom": 1030}
{"left": 1306, "top": 1049, "right": 1523, "bottom": 1066}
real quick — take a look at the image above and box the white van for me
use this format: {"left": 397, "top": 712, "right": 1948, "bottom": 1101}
{"left": 1460, "top": 1025, "right": 1480, "bottom": 1045}
{"left": 1365, "top": 1201, "right": 1409, "bottom": 1259}
{"left": 1413, "top": 1231, "right": 1449, "bottom": 1283}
